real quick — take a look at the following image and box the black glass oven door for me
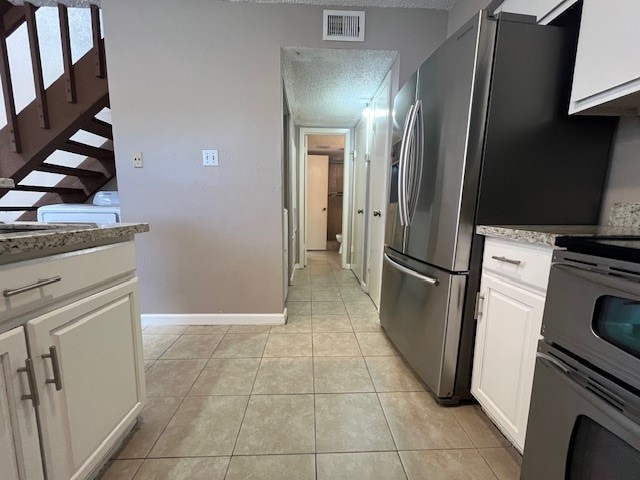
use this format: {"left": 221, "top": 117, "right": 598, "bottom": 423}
{"left": 542, "top": 262, "right": 640, "bottom": 390}
{"left": 521, "top": 348, "right": 640, "bottom": 480}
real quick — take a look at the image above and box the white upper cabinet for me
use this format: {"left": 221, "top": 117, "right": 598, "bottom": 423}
{"left": 569, "top": 0, "right": 640, "bottom": 115}
{"left": 497, "top": 0, "right": 578, "bottom": 24}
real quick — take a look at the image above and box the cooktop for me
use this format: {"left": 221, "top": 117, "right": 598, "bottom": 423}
{"left": 555, "top": 236, "right": 640, "bottom": 263}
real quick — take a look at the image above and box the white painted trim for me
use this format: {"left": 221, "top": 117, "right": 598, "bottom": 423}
{"left": 142, "top": 309, "right": 287, "bottom": 327}
{"left": 298, "top": 127, "right": 352, "bottom": 269}
{"left": 290, "top": 264, "right": 299, "bottom": 282}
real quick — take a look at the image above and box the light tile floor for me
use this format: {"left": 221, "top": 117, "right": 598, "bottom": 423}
{"left": 101, "top": 251, "right": 522, "bottom": 480}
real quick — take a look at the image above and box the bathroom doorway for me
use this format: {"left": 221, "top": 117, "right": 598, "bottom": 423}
{"left": 299, "top": 128, "right": 351, "bottom": 269}
{"left": 306, "top": 134, "right": 345, "bottom": 253}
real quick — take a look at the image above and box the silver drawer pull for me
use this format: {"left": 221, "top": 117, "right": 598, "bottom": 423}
{"left": 491, "top": 255, "right": 521, "bottom": 266}
{"left": 42, "top": 346, "right": 63, "bottom": 391}
{"left": 3, "top": 276, "right": 62, "bottom": 297}
{"left": 17, "top": 358, "right": 40, "bottom": 407}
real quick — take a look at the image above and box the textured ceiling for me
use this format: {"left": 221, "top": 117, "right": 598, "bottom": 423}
{"left": 9, "top": 1, "right": 100, "bottom": 5}
{"left": 11, "top": 0, "right": 457, "bottom": 8}
{"left": 230, "top": 0, "right": 455, "bottom": 8}
{"left": 283, "top": 47, "right": 397, "bottom": 127}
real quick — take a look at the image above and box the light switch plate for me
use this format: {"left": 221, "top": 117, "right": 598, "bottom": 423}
{"left": 133, "top": 152, "right": 143, "bottom": 168}
{"left": 202, "top": 149, "right": 219, "bottom": 166}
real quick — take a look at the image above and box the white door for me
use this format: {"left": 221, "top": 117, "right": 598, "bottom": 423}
{"left": 27, "top": 279, "right": 145, "bottom": 480}
{"left": 367, "top": 77, "right": 392, "bottom": 308}
{"left": 471, "top": 273, "right": 545, "bottom": 452}
{"left": 0, "top": 327, "right": 44, "bottom": 480}
{"left": 351, "top": 118, "right": 369, "bottom": 285}
{"left": 307, "top": 154, "right": 329, "bottom": 251}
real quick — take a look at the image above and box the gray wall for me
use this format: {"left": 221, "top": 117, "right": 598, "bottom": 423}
{"left": 102, "top": 0, "right": 447, "bottom": 315}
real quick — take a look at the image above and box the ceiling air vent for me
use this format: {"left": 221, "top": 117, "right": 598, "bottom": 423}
{"left": 323, "top": 10, "right": 365, "bottom": 42}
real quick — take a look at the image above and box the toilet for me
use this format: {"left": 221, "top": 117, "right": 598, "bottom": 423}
{"left": 336, "top": 233, "right": 343, "bottom": 254}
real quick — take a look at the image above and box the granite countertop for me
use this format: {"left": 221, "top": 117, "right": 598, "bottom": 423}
{"left": 476, "top": 225, "right": 640, "bottom": 247}
{"left": 0, "top": 223, "right": 149, "bottom": 258}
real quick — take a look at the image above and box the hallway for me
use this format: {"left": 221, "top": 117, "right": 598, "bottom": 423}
{"left": 101, "top": 251, "right": 521, "bottom": 479}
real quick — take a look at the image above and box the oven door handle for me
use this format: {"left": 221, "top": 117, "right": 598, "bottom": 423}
{"left": 553, "top": 263, "right": 640, "bottom": 297}
{"left": 536, "top": 352, "right": 576, "bottom": 377}
{"left": 538, "top": 352, "right": 640, "bottom": 427}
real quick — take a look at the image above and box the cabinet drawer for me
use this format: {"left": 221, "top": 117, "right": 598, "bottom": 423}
{"left": 483, "top": 238, "right": 554, "bottom": 291}
{"left": 0, "top": 242, "right": 136, "bottom": 321}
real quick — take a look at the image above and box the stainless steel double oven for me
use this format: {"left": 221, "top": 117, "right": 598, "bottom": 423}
{"left": 522, "top": 240, "right": 640, "bottom": 479}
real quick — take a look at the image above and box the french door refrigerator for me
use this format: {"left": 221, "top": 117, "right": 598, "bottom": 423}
{"left": 380, "top": 9, "right": 616, "bottom": 403}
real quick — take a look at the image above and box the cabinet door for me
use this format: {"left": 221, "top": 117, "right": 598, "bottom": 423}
{"left": 471, "top": 273, "right": 545, "bottom": 452}
{"left": 27, "top": 279, "right": 145, "bottom": 480}
{"left": 0, "top": 327, "right": 44, "bottom": 480}
{"left": 570, "top": 0, "right": 640, "bottom": 114}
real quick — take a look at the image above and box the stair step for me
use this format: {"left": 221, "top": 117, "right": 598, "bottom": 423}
{"left": 60, "top": 140, "right": 113, "bottom": 159}
{"left": 8, "top": 185, "right": 85, "bottom": 196}
{"left": 82, "top": 118, "right": 112, "bottom": 139}
{"left": 36, "top": 164, "right": 106, "bottom": 179}
{"left": 0, "top": 206, "right": 39, "bottom": 211}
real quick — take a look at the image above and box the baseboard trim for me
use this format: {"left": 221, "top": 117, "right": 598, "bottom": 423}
{"left": 142, "top": 309, "right": 287, "bottom": 327}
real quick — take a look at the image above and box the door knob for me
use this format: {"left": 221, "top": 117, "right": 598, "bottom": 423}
{"left": 373, "top": 210, "right": 382, "bottom": 217}
{"left": 357, "top": 209, "right": 364, "bottom": 214}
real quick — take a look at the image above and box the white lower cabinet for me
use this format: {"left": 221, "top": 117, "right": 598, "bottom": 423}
{"left": 27, "top": 279, "right": 145, "bottom": 480}
{"left": 472, "top": 237, "right": 553, "bottom": 452}
{"left": 0, "top": 242, "right": 145, "bottom": 480}
{"left": 0, "top": 327, "right": 44, "bottom": 480}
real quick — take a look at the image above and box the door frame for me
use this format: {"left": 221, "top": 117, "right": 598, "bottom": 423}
{"left": 298, "top": 127, "right": 352, "bottom": 269}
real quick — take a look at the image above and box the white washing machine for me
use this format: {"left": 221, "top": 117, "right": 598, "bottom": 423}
{"left": 37, "top": 191, "right": 121, "bottom": 223}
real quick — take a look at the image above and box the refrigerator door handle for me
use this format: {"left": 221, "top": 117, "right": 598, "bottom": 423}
{"left": 402, "top": 102, "right": 420, "bottom": 227}
{"left": 384, "top": 253, "right": 440, "bottom": 286}
{"left": 398, "top": 103, "right": 415, "bottom": 227}
{"left": 407, "top": 100, "right": 424, "bottom": 224}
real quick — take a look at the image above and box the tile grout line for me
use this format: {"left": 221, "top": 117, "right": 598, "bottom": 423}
{"left": 140, "top": 328, "right": 208, "bottom": 463}
{"left": 224, "top": 327, "right": 269, "bottom": 475}
{"left": 355, "top": 332, "right": 410, "bottom": 480}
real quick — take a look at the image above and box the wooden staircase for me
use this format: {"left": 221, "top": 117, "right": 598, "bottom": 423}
{"left": 0, "top": 1, "right": 114, "bottom": 220}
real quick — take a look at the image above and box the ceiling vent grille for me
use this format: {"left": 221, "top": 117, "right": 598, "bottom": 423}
{"left": 323, "top": 10, "right": 365, "bottom": 42}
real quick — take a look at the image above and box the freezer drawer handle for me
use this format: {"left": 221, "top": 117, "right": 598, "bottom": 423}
{"left": 17, "top": 358, "right": 40, "bottom": 408}
{"left": 42, "top": 346, "right": 63, "bottom": 391}
{"left": 3, "top": 276, "right": 62, "bottom": 297}
{"left": 384, "top": 253, "right": 439, "bottom": 286}
{"left": 491, "top": 255, "right": 521, "bottom": 266}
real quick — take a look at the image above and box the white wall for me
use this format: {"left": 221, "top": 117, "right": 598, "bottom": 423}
{"left": 102, "top": 0, "right": 447, "bottom": 315}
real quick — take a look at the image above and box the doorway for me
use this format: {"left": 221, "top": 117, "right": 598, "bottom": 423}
{"left": 299, "top": 128, "right": 351, "bottom": 269}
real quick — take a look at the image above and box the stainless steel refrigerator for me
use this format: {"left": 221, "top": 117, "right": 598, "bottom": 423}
{"left": 380, "top": 9, "right": 616, "bottom": 403}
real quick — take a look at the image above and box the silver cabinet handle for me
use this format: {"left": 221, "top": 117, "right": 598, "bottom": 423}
{"left": 42, "top": 346, "right": 63, "bottom": 391}
{"left": 384, "top": 253, "right": 439, "bottom": 286}
{"left": 17, "top": 358, "right": 39, "bottom": 407}
{"left": 373, "top": 210, "right": 382, "bottom": 217}
{"left": 491, "top": 256, "right": 521, "bottom": 266}
{"left": 3, "top": 276, "right": 62, "bottom": 297}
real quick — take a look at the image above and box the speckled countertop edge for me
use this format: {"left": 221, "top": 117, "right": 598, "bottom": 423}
{"left": 476, "top": 225, "right": 640, "bottom": 247}
{"left": 0, "top": 223, "right": 149, "bottom": 256}
{"left": 0, "top": 178, "right": 16, "bottom": 188}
